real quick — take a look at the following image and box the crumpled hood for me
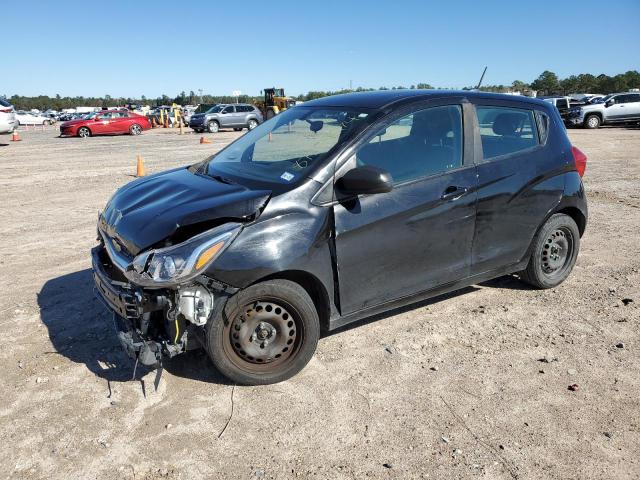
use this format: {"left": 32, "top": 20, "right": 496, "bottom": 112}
{"left": 99, "top": 167, "right": 271, "bottom": 255}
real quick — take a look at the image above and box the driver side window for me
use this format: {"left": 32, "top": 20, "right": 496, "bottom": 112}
{"left": 356, "top": 105, "right": 463, "bottom": 184}
{"left": 222, "top": 106, "right": 234, "bottom": 114}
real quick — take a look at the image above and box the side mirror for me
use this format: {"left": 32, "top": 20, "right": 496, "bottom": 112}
{"left": 605, "top": 100, "right": 614, "bottom": 107}
{"left": 336, "top": 165, "right": 393, "bottom": 196}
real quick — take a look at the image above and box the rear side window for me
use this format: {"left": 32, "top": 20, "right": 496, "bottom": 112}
{"left": 535, "top": 111, "right": 550, "bottom": 145}
{"left": 475, "top": 106, "right": 538, "bottom": 160}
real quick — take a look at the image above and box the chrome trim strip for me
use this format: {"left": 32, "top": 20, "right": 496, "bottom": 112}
{"left": 100, "top": 230, "right": 131, "bottom": 273}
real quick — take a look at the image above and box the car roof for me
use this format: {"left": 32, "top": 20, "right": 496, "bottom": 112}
{"left": 301, "top": 89, "right": 547, "bottom": 110}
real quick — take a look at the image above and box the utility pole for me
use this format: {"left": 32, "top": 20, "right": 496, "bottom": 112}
{"left": 349, "top": 79, "right": 353, "bottom": 90}
{"left": 198, "top": 89, "right": 203, "bottom": 104}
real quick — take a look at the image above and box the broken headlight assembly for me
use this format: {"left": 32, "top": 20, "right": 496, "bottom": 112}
{"left": 124, "top": 223, "right": 242, "bottom": 288}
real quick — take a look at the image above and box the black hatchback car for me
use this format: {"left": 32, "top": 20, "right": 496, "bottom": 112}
{"left": 93, "top": 90, "right": 588, "bottom": 385}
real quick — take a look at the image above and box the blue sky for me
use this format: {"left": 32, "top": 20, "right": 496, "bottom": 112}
{"left": 4, "top": 0, "right": 639, "bottom": 98}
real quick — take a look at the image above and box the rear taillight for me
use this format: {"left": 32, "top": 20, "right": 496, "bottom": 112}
{"left": 0, "top": 108, "right": 12, "bottom": 113}
{"left": 571, "top": 146, "right": 587, "bottom": 177}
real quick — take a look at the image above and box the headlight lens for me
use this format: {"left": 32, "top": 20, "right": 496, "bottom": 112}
{"left": 125, "top": 223, "right": 241, "bottom": 287}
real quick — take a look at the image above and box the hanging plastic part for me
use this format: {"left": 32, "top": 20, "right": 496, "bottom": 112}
{"left": 154, "top": 359, "right": 163, "bottom": 392}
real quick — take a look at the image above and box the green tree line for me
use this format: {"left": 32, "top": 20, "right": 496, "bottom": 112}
{"left": 3, "top": 71, "right": 638, "bottom": 111}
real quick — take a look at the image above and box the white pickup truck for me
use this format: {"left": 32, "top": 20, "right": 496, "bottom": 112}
{"left": 567, "top": 92, "right": 640, "bottom": 128}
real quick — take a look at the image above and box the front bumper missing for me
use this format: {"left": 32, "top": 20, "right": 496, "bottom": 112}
{"left": 92, "top": 244, "right": 234, "bottom": 366}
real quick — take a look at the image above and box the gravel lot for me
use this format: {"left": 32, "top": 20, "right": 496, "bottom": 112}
{"left": 0, "top": 125, "right": 638, "bottom": 480}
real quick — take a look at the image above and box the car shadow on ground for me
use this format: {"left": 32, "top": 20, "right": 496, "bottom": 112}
{"left": 37, "top": 268, "right": 233, "bottom": 388}
{"left": 38, "top": 269, "right": 530, "bottom": 384}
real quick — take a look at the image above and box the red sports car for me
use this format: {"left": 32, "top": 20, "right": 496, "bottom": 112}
{"left": 60, "top": 110, "right": 151, "bottom": 138}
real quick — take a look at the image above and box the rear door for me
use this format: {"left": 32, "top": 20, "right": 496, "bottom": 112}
{"left": 110, "top": 111, "right": 131, "bottom": 133}
{"left": 333, "top": 101, "right": 478, "bottom": 314}
{"left": 620, "top": 93, "right": 640, "bottom": 120}
{"left": 470, "top": 101, "right": 565, "bottom": 275}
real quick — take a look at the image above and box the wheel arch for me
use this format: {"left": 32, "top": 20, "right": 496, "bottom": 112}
{"left": 252, "top": 270, "right": 331, "bottom": 333}
{"left": 554, "top": 206, "right": 586, "bottom": 237}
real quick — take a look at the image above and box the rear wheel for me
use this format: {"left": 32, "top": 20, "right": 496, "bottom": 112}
{"left": 77, "top": 127, "right": 91, "bottom": 138}
{"left": 266, "top": 109, "right": 276, "bottom": 120}
{"left": 584, "top": 114, "right": 601, "bottom": 129}
{"left": 207, "top": 120, "right": 219, "bottom": 133}
{"left": 129, "top": 123, "right": 142, "bottom": 136}
{"left": 519, "top": 214, "right": 580, "bottom": 289}
{"left": 206, "top": 279, "right": 320, "bottom": 385}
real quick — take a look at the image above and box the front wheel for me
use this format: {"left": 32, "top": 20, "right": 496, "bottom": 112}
{"left": 206, "top": 279, "right": 320, "bottom": 385}
{"left": 584, "top": 114, "right": 601, "bottom": 129}
{"left": 519, "top": 213, "right": 580, "bottom": 289}
{"left": 129, "top": 123, "right": 142, "bottom": 136}
{"left": 247, "top": 119, "right": 258, "bottom": 130}
{"left": 77, "top": 127, "right": 91, "bottom": 138}
{"left": 207, "top": 120, "right": 219, "bottom": 133}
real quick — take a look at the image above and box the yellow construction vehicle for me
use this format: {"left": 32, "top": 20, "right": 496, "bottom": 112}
{"left": 256, "top": 87, "right": 297, "bottom": 119}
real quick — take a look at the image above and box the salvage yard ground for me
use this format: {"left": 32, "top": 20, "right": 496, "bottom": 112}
{"left": 0, "top": 125, "right": 638, "bottom": 480}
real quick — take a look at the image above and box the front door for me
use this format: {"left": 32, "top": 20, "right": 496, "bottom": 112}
{"left": 333, "top": 103, "right": 477, "bottom": 314}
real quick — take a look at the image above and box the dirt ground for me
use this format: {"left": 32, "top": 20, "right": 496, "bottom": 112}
{"left": 0, "top": 124, "right": 638, "bottom": 480}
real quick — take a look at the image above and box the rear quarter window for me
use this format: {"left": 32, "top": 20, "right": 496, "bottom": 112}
{"left": 475, "top": 106, "right": 538, "bottom": 160}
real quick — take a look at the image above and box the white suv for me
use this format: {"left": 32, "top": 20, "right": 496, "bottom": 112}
{"left": 0, "top": 98, "right": 18, "bottom": 135}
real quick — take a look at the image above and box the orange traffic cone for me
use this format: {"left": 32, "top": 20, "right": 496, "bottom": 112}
{"left": 200, "top": 136, "right": 212, "bottom": 144}
{"left": 151, "top": 117, "right": 157, "bottom": 128}
{"left": 136, "top": 155, "right": 146, "bottom": 177}
{"left": 11, "top": 130, "right": 21, "bottom": 142}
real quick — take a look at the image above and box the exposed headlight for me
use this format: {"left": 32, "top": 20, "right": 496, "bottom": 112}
{"left": 125, "top": 223, "right": 242, "bottom": 287}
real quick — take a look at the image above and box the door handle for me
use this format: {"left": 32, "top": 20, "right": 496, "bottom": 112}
{"left": 441, "top": 185, "right": 469, "bottom": 201}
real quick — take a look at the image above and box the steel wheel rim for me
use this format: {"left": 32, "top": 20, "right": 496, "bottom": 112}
{"left": 224, "top": 299, "right": 303, "bottom": 373}
{"left": 541, "top": 227, "right": 573, "bottom": 278}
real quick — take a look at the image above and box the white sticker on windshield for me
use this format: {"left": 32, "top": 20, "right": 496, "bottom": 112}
{"left": 280, "top": 171, "right": 295, "bottom": 182}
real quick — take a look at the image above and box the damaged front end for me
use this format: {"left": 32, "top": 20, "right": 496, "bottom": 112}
{"left": 92, "top": 223, "right": 241, "bottom": 367}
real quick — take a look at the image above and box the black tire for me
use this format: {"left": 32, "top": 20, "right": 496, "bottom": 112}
{"left": 206, "top": 279, "right": 320, "bottom": 385}
{"left": 233, "top": 128, "right": 242, "bottom": 131}
{"left": 247, "top": 118, "right": 258, "bottom": 130}
{"left": 584, "top": 114, "right": 601, "bottom": 129}
{"left": 207, "top": 120, "right": 219, "bottom": 133}
{"left": 77, "top": 126, "right": 91, "bottom": 138}
{"left": 129, "top": 123, "right": 142, "bottom": 136}
{"left": 519, "top": 213, "right": 580, "bottom": 289}
{"left": 193, "top": 128, "right": 202, "bottom": 133}
{"left": 266, "top": 109, "right": 275, "bottom": 120}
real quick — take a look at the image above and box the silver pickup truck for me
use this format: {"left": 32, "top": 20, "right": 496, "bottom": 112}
{"left": 567, "top": 92, "right": 640, "bottom": 128}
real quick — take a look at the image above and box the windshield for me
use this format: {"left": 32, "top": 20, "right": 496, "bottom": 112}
{"left": 205, "top": 106, "right": 373, "bottom": 188}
